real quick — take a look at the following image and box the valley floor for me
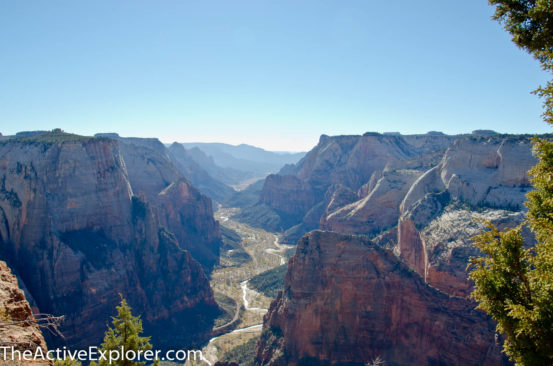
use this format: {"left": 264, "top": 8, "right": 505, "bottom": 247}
{"left": 187, "top": 207, "right": 293, "bottom": 366}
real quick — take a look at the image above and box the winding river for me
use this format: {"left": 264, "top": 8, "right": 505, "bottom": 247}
{"left": 200, "top": 234, "right": 291, "bottom": 365}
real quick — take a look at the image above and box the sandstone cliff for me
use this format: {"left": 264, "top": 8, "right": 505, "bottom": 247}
{"left": 239, "top": 132, "right": 454, "bottom": 242}
{"left": 396, "top": 136, "right": 535, "bottom": 296}
{"left": 0, "top": 260, "right": 51, "bottom": 365}
{"left": 256, "top": 231, "right": 508, "bottom": 366}
{"left": 0, "top": 132, "right": 220, "bottom": 351}
{"left": 117, "top": 137, "right": 223, "bottom": 270}
{"left": 167, "top": 142, "right": 236, "bottom": 203}
{"left": 241, "top": 133, "right": 536, "bottom": 297}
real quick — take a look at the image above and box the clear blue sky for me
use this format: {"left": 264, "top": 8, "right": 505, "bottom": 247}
{"left": 0, "top": 1, "right": 549, "bottom": 151}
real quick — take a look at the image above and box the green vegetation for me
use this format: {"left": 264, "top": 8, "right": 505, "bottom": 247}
{"left": 218, "top": 336, "right": 258, "bottom": 366}
{"left": 468, "top": 1, "right": 553, "bottom": 365}
{"left": 220, "top": 226, "right": 252, "bottom": 265}
{"left": 5, "top": 129, "right": 104, "bottom": 144}
{"left": 214, "top": 292, "right": 238, "bottom": 327}
{"left": 224, "top": 179, "right": 264, "bottom": 208}
{"left": 221, "top": 226, "right": 242, "bottom": 250}
{"left": 236, "top": 204, "right": 284, "bottom": 232}
{"left": 90, "top": 297, "right": 158, "bottom": 366}
{"left": 248, "top": 265, "right": 287, "bottom": 298}
{"left": 489, "top": 0, "right": 553, "bottom": 126}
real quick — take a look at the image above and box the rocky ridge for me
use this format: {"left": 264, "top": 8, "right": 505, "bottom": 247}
{"left": 0, "top": 260, "right": 51, "bottom": 365}
{"left": 255, "top": 231, "right": 508, "bottom": 366}
{"left": 0, "top": 131, "right": 220, "bottom": 350}
{"left": 240, "top": 132, "right": 538, "bottom": 297}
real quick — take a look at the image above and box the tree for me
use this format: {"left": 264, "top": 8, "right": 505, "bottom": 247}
{"left": 468, "top": 1, "right": 553, "bottom": 365}
{"left": 90, "top": 297, "right": 158, "bottom": 366}
{"left": 489, "top": 0, "right": 553, "bottom": 125}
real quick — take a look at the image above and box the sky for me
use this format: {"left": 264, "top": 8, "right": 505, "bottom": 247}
{"left": 0, "top": 1, "right": 550, "bottom": 151}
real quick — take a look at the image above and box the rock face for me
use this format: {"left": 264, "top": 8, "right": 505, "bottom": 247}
{"left": 118, "top": 137, "right": 223, "bottom": 270}
{"left": 0, "top": 261, "right": 51, "bottom": 365}
{"left": 239, "top": 133, "right": 454, "bottom": 242}
{"left": 397, "top": 136, "right": 534, "bottom": 296}
{"left": 241, "top": 133, "right": 536, "bottom": 297}
{"left": 0, "top": 132, "right": 220, "bottom": 351}
{"left": 321, "top": 169, "right": 422, "bottom": 235}
{"left": 256, "top": 231, "right": 508, "bottom": 366}
{"left": 97, "top": 134, "right": 236, "bottom": 206}
{"left": 167, "top": 142, "right": 236, "bottom": 203}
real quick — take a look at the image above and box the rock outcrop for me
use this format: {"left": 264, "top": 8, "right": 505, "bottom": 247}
{"left": 256, "top": 231, "right": 508, "bottom": 366}
{"left": 0, "top": 132, "right": 220, "bottom": 351}
{"left": 241, "top": 133, "right": 537, "bottom": 297}
{"left": 118, "top": 137, "right": 223, "bottom": 270}
{"left": 0, "top": 261, "right": 51, "bottom": 365}
{"left": 397, "top": 136, "right": 534, "bottom": 296}
{"left": 167, "top": 142, "right": 236, "bottom": 203}
{"left": 239, "top": 133, "right": 454, "bottom": 243}
{"left": 321, "top": 169, "right": 422, "bottom": 235}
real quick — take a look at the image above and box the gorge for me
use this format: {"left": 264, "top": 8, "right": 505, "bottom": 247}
{"left": 0, "top": 129, "right": 540, "bottom": 366}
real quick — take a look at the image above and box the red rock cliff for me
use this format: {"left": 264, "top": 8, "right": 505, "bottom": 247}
{"left": 0, "top": 134, "right": 219, "bottom": 351}
{"left": 0, "top": 261, "right": 51, "bottom": 365}
{"left": 256, "top": 231, "right": 508, "bottom": 366}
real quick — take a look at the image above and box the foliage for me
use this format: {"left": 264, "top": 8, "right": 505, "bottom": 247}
{"left": 235, "top": 204, "right": 284, "bottom": 233}
{"left": 489, "top": 0, "right": 553, "bottom": 125}
{"left": 366, "top": 356, "right": 384, "bottom": 366}
{"left": 8, "top": 129, "right": 103, "bottom": 144}
{"left": 219, "top": 337, "right": 258, "bottom": 366}
{"left": 213, "top": 292, "right": 238, "bottom": 327}
{"left": 90, "top": 297, "right": 158, "bottom": 366}
{"left": 248, "top": 265, "right": 287, "bottom": 298}
{"left": 220, "top": 226, "right": 252, "bottom": 266}
{"left": 467, "top": 2, "right": 553, "bottom": 364}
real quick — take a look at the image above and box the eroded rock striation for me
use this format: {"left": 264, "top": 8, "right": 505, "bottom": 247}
{"left": 396, "top": 136, "right": 534, "bottom": 296}
{"left": 0, "top": 132, "right": 220, "bottom": 350}
{"left": 256, "top": 231, "right": 508, "bottom": 366}
{"left": 240, "top": 132, "right": 455, "bottom": 242}
{"left": 241, "top": 133, "right": 537, "bottom": 297}
{"left": 117, "top": 137, "right": 223, "bottom": 270}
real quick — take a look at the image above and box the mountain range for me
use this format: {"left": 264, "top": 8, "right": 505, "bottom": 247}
{"left": 237, "top": 131, "right": 538, "bottom": 365}
{"left": 0, "top": 128, "right": 541, "bottom": 365}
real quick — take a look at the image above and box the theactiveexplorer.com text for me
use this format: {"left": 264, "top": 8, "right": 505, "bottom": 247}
{"left": 0, "top": 346, "right": 205, "bottom": 363}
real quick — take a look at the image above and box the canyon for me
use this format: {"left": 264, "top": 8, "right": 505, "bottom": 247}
{"left": 241, "top": 132, "right": 538, "bottom": 365}
{"left": 0, "top": 129, "right": 540, "bottom": 365}
{"left": 240, "top": 132, "right": 536, "bottom": 298}
{"left": 0, "top": 131, "right": 221, "bottom": 351}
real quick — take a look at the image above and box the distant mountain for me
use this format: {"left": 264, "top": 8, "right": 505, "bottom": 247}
{"left": 251, "top": 132, "right": 534, "bottom": 366}
{"left": 183, "top": 146, "right": 256, "bottom": 187}
{"left": 94, "top": 134, "right": 236, "bottom": 203}
{"left": 167, "top": 143, "right": 236, "bottom": 203}
{"left": 180, "top": 142, "right": 306, "bottom": 186}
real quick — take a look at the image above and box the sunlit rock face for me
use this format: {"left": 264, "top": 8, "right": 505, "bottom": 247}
{"left": 0, "top": 260, "right": 51, "bottom": 366}
{"left": 0, "top": 134, "right": 220, "bottom": 350}
{"left": 247, "top": 133, "right": 535, "bottom": 298}
{"left": 256, "top": 231, "right": 508, "bottom": 366}
{"left": 243, "top": 133, "right": 454, "bottom": 242}
{"left": 396, "top": 136, "right": 534, "bottom": 296}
